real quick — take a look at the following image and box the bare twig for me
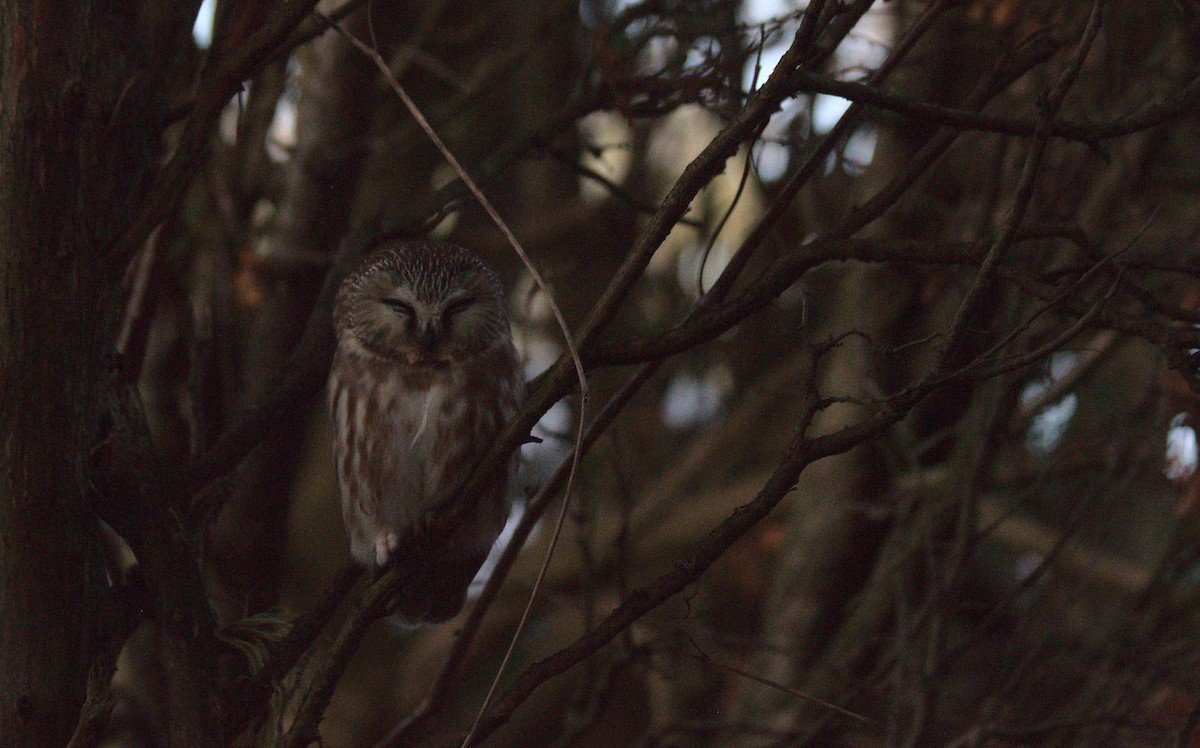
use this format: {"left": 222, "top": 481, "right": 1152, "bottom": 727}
{"left": 114, "top": 223, "right": 171, "bottom": 382}
{"left": 840, "top": 30, "right": 1066, "bottom": 236}
{"left": 934, "top": 0, "right": 1107, "bottom": 376}
{"left": 684, "top": 634, "right": 875, "bottom": 726}
{"left": 786, "top": 65, "right": 1200, "bottom": 144}
{"left": 546, "top": 147, "right": 706, "bottom": 229}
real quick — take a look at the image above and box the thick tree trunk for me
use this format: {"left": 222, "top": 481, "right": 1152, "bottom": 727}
{"left": 0, "top": 2, "right": 163, "bottom": 744}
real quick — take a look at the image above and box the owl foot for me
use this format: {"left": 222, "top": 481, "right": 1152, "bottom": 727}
{"left": 374, "top": 531, "right": 400, "bottom": 568}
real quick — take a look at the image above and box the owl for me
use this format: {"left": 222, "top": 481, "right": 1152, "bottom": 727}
{"left": 328, "top": 240, "right": 523, "bottom": 623}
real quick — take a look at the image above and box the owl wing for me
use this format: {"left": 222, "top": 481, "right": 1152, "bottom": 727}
{"left": 330, "top": 348, "right": 427, "bottom": 566}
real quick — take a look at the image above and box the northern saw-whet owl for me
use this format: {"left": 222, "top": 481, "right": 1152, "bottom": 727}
{"left": 329, "top": 240, "right": 523, "bottom": 623}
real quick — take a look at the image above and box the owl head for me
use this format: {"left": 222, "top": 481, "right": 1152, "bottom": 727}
{"left": 334, "top": 241, "right": 511, "bottom": 366}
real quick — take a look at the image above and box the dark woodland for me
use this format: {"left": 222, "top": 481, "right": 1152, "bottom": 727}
{"left": 5, "top": 0, "right": 1200, "bottom": 746}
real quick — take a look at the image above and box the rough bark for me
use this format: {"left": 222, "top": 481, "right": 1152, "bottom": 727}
{"left": 0, "top": 1, "right": 163, "bottom": 744}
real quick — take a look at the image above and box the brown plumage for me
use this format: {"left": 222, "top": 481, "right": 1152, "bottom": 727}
{"left": 328, "top": 240, "right": 523, "bottom": 622}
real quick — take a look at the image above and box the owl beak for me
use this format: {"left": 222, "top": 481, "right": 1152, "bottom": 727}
{"left": 417, "top": 320, "right": 440, "bottom": 353}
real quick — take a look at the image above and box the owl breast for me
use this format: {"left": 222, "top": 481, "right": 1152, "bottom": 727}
{"left": 328, "top": 340, "right": 522, "bottom": 607}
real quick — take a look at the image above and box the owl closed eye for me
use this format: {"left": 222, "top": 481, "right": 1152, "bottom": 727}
{"left": 336, "top": 247, "right": 507, "bottom": 367}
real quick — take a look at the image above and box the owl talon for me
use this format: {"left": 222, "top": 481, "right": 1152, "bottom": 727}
{"left": 374, "top": 531, "right": 400, "bottom": 567}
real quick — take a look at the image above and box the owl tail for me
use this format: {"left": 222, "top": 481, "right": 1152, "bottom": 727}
{"left": 389, "top": 547, "right": 490, "bottom": 624}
